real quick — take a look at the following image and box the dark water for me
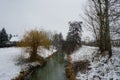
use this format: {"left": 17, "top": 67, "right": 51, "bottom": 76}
{"left": 26, "top": 52, "right": 67, "bottom": 80}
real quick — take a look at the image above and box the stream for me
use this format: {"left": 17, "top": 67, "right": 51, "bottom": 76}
{"left": 25, "top": 52, "right": 67, "bottom": 80}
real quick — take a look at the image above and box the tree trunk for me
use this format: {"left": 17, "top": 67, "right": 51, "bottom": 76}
{"left": 105, "top": 0, "right": 112, "bottom": 58}
{"left": 30, "top": 46, "right": 38, "bottom": 61}
{"left": 98, "top": 0, "right": 105, "bottom": 52}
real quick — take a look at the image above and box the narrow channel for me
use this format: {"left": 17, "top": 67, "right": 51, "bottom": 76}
{"left": 26, "top": 52, "right": 67, "bottom": 80}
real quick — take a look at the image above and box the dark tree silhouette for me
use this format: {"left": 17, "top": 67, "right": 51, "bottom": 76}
{"left": 0, "top": 28, "right": 9, "bottom": 44}
{"left": 66, "top": 21, "right": 82, "bottom": 54}
{"left": 52, "top": 32, "right": 64, "bottom": 51}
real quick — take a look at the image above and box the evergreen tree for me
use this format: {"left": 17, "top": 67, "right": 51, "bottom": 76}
{"left": 0, "top": 28, "right": 8, "bottom": 44}
{"left": 66, "top": 21, "right": 82, "bottom": 53}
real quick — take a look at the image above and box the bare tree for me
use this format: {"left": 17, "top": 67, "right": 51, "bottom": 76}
{"left": 84, "top": 0, "right": 120, "bottom": 58}
{"left": 109, "top": 0, "right": 120, "bottom": 33}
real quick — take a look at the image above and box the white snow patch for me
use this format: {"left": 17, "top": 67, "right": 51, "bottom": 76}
{"left": 70, "top": 45, "right": 120, "bottom": 80}
{"left": 38, "top": 47, "right": 56, "bottom": 58}
{"left": 71, "top": 45, "right": 98, "bottom": 62}
{"left": 0, "top": 47, "right": 21, "bottom": 80}
{"left": 0, "top": 46, "right": 56, "bottom": 80}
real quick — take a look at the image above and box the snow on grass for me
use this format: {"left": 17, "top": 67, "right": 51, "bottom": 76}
{"left": 71, "top": 45, "right": 120, "bottom": 80}
{"left": 0, "top": 47, "right": 56, "bottom": 80}
{"left": 71, "top": 45, "right": 98, "bottom": 62}
{"left": 0, "top": 47, "right": 21, "bottom": 80}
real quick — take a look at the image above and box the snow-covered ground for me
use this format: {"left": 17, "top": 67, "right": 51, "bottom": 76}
{"left": 38, "top": 47, "right": 56, "bottom": 58}
{"left": 0, "top": 47, "right": 56, "bottom": 80}
{"left": 71, "top": 45, "right": 120, "bottom": 80}
{"left": 0, "top": 48, "right": 21, "bottom": 80}
{"left": 71, "top": 45, "right": 98, "bottom": 62}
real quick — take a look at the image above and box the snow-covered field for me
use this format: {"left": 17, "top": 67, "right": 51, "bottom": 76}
{"left": 0, "top": 47, "right": 55, "bottom": 80}
{"left": 71, "top": 45, "right": 120, "bottom": 80}
{"left": 0, "top": 48, "right": 21, "bottom": 80}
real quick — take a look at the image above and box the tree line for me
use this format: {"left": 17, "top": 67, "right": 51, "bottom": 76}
{"left": 18, "top": 21, "right": 82, "bottom": 62}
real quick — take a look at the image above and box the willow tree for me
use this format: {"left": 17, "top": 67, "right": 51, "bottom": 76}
{"left": 20, "top": 29, "right": 51, "bottom": 61}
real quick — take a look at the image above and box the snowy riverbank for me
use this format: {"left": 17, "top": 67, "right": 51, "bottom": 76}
{"left": 70, "top": 45, "right": 120, "bottom": 80}
{"left": 0, "top": 47, "right": 56, "bottom": 80}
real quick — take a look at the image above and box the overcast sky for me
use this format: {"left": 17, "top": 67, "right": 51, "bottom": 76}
{"left": 0, "top": 0, "right": 91, "bottom": 39}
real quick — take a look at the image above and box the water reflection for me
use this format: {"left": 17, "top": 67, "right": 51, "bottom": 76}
{"left": 26, "top": 52, "right": 66, "bottom": 80}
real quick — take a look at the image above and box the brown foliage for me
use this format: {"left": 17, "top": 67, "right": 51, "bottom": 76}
{"left": 19, "top": 29, "right": 51, "bottom": 61}
{"left": 65, "top": 54, "right": 76, "bottom": 80}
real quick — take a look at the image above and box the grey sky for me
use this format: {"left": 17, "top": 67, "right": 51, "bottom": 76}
{"left": 0, "top": 0, "right": 89, "bottom": 39}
